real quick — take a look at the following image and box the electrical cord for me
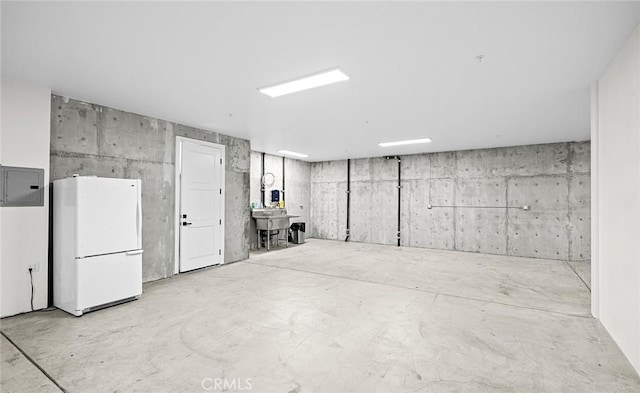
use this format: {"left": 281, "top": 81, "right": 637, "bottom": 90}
{"left": 28, "top": 268, "right": 34, "bottom": 311}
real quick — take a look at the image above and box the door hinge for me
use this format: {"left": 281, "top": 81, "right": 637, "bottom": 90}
{"left": 220, "top": 158, "right": 223, "bottom": 165}
{"left": 219, "top": 249, "right": 221, "bottom": 255}
{"left": 220, "top": 188, "right": 222, "bottom": 195}
{"left": 219, "top": 219, "right": 222, "bottom": 225}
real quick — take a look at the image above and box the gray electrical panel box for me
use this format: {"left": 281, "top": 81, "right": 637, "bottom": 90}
{"left": 0, "top": 165, "right": 45, "bottom": 207}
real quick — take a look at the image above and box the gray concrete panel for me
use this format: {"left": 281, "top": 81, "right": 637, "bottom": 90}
{"left": 370, "top": 181, "right": 398, "bottom": 245}
{"left": 225, "top": 171, "right": 250, "bottom": 263}
{"left": 569, "top": 174, "right": 590, "bottom": 209}
{"left": 570, "top": 141, "right": 591, "bottom": 174}
{"left": 455, "top": 177, "right": 507, "bottom": 206}
{"left": 126, "top": 161, "right": 174, "bottom": 281}
{"left": 508, "top": 211, "right": 569, "bottom": 260}
{"left": 428, "top": 178, "right": 455, "bottom": 206}
{"left": 310, "top": 160, "right": 346, "bottom": 183}
{"left": 508, "top": 176, "right": 569, "bottom": 211}
{"left": 456, "top": 208, "right": 507, "bottom": 255}
{"left": 50, "top": 151, "right": 127, "bottom": 180}
{"left": 569, "top": 174, "right": 591, "bottom": 260}
{"left": 310, "top": 182, "right": 341, "bottom": 240}
{"left": 99, "top": 108, "right": 173, "bottom": 163}
{"left": 51, "top": 95, "right": 99, "bottom": 155}
{"left": 400, "top": 154, "right": 429, "bottom": 180}
{"left": 351, "top": 157, "right": 397, "bottom": 182}
{"left": 349, "top": 181, "right": 372, "bottom": 243}
{"left": 401, "top": 180, "right": 454, "bottom": 250}
{"left": 430, "top": 151, "right": 457, "bottom": 179}
{"left": 570, "top": 207, "right": 591, "bottom": 261}
{"left": 457, "top": 143, "right": 568, "bottom": 178}
{"left": 219, "top": 134, "right": 250, "bottom": 173}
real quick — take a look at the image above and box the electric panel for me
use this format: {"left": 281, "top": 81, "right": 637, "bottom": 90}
{"left": 0, "top": 165, "right": 45, "bottom": 207}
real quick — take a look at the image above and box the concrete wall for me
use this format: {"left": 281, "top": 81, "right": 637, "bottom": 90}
{"left": 248, "top": 151, "right": 311, "bottom": 248}
{"left": 50, "top": 96, "right": 250, "bottom": 282}
{"left": 310, "top": 142, "right": 590, "bottom": 262}
{"left": 593, "top": 24, "right": 640, "bottom": 374}
{"left": 1, "top": 81, "right": 51, "bottom": 317}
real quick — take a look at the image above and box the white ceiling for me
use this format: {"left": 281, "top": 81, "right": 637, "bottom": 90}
{"left": 2, "top": 1, "right": 640, "bottom": 161}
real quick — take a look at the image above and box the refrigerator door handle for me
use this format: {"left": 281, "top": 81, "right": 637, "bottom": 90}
{"left": 136, "top": 182, "right": 142, "bottom": 249}
{"left": 126, "top": 250, "right": 144, "bottom": 256}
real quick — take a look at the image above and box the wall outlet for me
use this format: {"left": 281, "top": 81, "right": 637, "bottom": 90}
{"left": 28, "top": 263, "right": 40, "bottom": 273}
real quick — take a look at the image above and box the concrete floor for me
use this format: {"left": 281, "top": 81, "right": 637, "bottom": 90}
{"left": 1, "top": 239, "right": 638, "bottom": 392}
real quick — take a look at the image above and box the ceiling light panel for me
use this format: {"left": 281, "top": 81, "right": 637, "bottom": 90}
{"left": 278, "top": 150, "right": 309, "bottom": 158}
{"left": 378, "top": 137, "right": 432, "bottom": 147}
{"left": 259, "top": 68, "right": 349, "bottom": 98}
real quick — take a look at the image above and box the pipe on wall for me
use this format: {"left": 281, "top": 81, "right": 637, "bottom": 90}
{"left": 261, "top": 152, "right": 265, "bottom": 206}
{"left": 384, "top": 156, "right": 402, "bottom": 247}
{"left": 396, "top": 157, "right": 401, "bottom": 247}
{"left": 345, "top": 159, "right": 351, "bottom": 242}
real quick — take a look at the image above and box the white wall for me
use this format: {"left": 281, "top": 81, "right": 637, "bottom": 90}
{"left": 593, "top": 24, "right": 640, "bottom": 374}
{"left": 0, "top": 80, "right": 51, "bottom": 317}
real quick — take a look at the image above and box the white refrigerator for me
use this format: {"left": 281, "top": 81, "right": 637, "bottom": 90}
{"left": 53, "top": 176, "right": 143, "bottom": 316}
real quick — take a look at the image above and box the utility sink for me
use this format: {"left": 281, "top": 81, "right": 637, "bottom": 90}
{"left": 251, "top": 208, "right": 299, "bottom": 231}
{"left": 252, "top": 208, "right": 300, "bottom": 251}
{"left": 251, "top": 208, "right": 289, "bottom": 218}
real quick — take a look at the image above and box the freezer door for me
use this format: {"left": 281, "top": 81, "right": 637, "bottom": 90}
{"left": 76, "top": 177, "right": 141, "bottom": 257}
{"left": 76, "top": 250, "right": 143, "bottom": 312}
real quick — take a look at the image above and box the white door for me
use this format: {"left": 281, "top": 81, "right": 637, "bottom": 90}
{"left": 178, "top": 139, "right": 225, "bottom": 272}
{"left": 76, "top": 177, "right": 141, "bottom": 257}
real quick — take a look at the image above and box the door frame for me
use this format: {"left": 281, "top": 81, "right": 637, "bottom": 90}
{"left": 174, "top": 136, "right": 226, "bottom": 274}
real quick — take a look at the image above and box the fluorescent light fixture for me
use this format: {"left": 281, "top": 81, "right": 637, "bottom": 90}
{"left": 278, "top": 150, "right": 309, "bottom": 158}
{"left": 258, "top": 68, "right": 349, "bottom": 98}
{"left": 378, "top": 137, "right": 432, "bottom": 147}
